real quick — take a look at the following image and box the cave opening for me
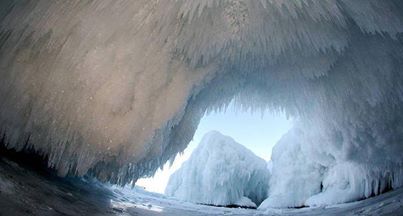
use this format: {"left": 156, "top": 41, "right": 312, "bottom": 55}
{"left": 136, "top": 101, "right": 293, "bottom": 197}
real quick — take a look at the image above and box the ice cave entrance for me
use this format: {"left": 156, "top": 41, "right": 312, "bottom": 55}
{"left": 136, "top": 102, "right": 293, "bottom": 194}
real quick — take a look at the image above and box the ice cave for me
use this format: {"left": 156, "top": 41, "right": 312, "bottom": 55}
{"left": 0, "top": 0, "right": 403, "bottom": 215}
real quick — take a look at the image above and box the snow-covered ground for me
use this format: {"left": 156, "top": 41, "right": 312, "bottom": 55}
{"left": 0, "top": 156, "right": 402, "bottom": 216}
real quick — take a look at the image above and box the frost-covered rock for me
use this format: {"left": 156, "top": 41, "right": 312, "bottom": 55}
{"left": 259, "top": 123, "right": 403, "bottom": 209}
{"left": 165, "top": 131, "right": 269, "bottom": 207}
{"left": 259, "top": 127, "right": 325, "bottom": 209}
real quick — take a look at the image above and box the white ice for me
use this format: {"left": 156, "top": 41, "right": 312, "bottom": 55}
{"left": 260, "top": 123, "right": 403, "bottom": 209}
{"left": 165, "top": 131, "right": 269, "bottom": 207}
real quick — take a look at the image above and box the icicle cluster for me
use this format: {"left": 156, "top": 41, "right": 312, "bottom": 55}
{"left": 0, "top": 0, "right": 402, "bottom": 194}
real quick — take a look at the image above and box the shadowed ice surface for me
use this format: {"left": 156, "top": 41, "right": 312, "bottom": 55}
{"left": 0, "top": 149, "right": 402, "bottom": 216}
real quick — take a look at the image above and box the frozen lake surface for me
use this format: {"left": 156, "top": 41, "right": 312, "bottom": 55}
{"left": 0, "top": 157, "right": 402, "bottom": 216}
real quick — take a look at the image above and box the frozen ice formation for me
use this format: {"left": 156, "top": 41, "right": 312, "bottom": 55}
{"left": 165, "top": 131, "right": 269, "bottom": 207}
{"left": 259, "top": 123, "right": 403, "bottom": 209}
{"left": 0, "top": 1, "right": 402, "bottom": 204}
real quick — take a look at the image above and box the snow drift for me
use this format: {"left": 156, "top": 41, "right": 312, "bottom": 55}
{"left": 0, "top": 1, "right": 402, "bottom": 207}
{"left": 165, "top": 131, "right": 269, "bottom": 207}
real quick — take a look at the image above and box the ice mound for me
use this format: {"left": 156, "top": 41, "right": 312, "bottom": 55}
{"left": 165, "top": 131, "right": 269, "bottom": 207}
{"left": 259, "top": 127, "right": 324, "bottom": 208}
{"left": 259, "top": 124, "right": 403, "bottom": 209}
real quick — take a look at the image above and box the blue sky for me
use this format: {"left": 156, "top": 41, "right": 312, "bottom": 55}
{"left": 136, "top": 104, "right": 294, "bottom": 193}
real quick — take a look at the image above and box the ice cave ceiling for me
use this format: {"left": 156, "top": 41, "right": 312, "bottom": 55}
{"left": 0, "top": 0, "right": 402, "bottom": 202}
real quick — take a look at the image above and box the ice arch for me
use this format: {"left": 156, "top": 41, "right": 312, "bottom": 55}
{"left": 0, "top": 0, "right": 402, "bottom": 201}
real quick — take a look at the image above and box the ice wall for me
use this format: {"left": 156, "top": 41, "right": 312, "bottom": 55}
{"left": 165, "top": 131, "right": 269, "bottom": 207}
{"left": 0, "top": 0, "right": 402, "bottom": 189}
